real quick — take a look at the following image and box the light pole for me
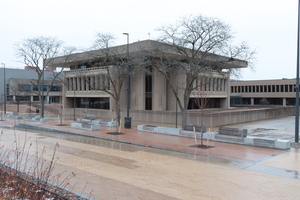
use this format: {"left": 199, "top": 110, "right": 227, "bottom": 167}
{"left": 73, "top": 81, "right": 76, "bottom": 121}
{"left": 123, "top": 33, "right": 131, "bottom": 128}
{"left": 1, "top": 63, "right": 6, "bottom": 115}
{"left": 176, "top": 86, "right": 178, "bottom": 128}
{"left": 296, "top": 0, "right": 300, "bottom": 143}
{"left": 41, "top": 64, "right": 45, "bottom": 118}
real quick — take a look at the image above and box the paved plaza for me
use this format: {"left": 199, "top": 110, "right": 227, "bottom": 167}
{"left": 0, "top": 116, "right": 300, "bottom": 199}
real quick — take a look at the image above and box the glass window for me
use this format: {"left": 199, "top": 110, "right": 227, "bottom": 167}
{"left": 78, "top": 97, "right": 109, "bottom": 109}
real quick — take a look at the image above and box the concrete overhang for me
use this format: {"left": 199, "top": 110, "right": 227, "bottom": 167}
{"left": 46, "top": 40, "right": 248, "bottom": 70}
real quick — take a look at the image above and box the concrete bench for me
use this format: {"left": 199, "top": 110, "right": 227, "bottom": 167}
{"left": 5, "top": 112, "right": 19, "bottom": 118}
{"left": 77, "top": 118, "right": 93, "bottom": 124}
{"left": 72, "top": 114, "right": 100, "bottom": 130}
{"left": 137, "top": 125, "right": 181, "bottom": 136}
{"left": 24, "top": 113, "right": 37, "bottom": 120}
{"left": 141, "top": 125, "right": 157, "bottom": 132}
{"left": 182, "top": 124, "right": 207, "bottom": 133}
{"left": 92, "top": 120, "right": 119, "bottom": 127}
{"left": 253, "top": 138, "right": 277, "bottom": 148}
{"left": 83, "top": 114, "right": 96, "bottom": 120}
{"left": 76, "top": 114, "right": 97, "bottom": 124}
{"left": 71, "top": 122, "right": 100, "bottom": 131}
{"left": 180, "top": 124, "right": 207, "bottom": 138}
{"left": 13, "top": 112, "right": 19, "bottom": 116}
{"left": 215, "top": 127, "right": 247, "bottom": 143}
{"left": 244, "top": 136, "right": 289, "bottom": 149}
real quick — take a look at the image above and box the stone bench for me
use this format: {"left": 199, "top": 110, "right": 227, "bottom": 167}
{"left": 244, "top": 136, "right": 289, "bottom": 149}
{"left": 71, "top": 122, "right": 100, "bottom": 131}
{"left": 5, "top": 112, "right": 19, "bottom": 118}
{"left": 83, "top": 114, "right": 96, "bottom": 120}
{"left": 77, "top": 118, "right": 93, "bottom": 124}
{"left": 182, "top": 124, "right": 207, "bottom": 133}
{"left": 72, "top": 114, "right": 100, "bottom": 130}
{"left": 92, "top": 120, "right": 119, "bottom": 127}
{"left": 180, "top": 124, "right": 207, "bottom": 138}
{"left": 215, "top": 127, "right": 247, "bottom": 143}
{"left": 137, "top": 125, "right": 181, "bottom": 136}
{"left": 24, "top": 113, "right": 37, "bottom": 120}
{"left": 76, "top": 114, "right": 97, "bottom": 124}
{"left": 253, "top": 138, "right": 277, "bottom": 148}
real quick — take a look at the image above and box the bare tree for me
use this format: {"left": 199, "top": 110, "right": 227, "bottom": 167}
{"left": 9, "top": 85, "right": 24, "bottom": 113}
{"left": 147, "top": 14, "right": 255, "bottom": 126}
{"left": 191, "top": 76, "right": 211, "bottom": 146}
{"left": 15, "top": 36, "right": 76, "bottom": 116}
{"left": 78, "top": 32, "right": 144, "bottom": 124}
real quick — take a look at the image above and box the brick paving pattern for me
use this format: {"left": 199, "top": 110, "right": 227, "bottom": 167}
{"left": 1, "top": 116, "right": 300, "bottom": 199}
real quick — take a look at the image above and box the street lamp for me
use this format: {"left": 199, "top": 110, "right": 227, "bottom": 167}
{"left": 1, "top": 63, "right": 6, "bottom": 115}
{"left": 73, "top": 81, "right": 76, "bottom": 121}
{"left": 41, "top": 64, "right": 45, "bottom": 118}
{"left": 295, "top": 0, "right": 300, "bottom": 143}
{"left": 123, "top": 33, "right": 131, "bottom": 128}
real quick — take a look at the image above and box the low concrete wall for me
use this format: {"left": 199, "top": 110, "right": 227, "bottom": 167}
{"left": 63, "top": 106, "right": 295, "bottom": 127}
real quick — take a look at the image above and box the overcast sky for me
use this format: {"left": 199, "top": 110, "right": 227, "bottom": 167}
{"left": 0, "top": 0, "right": 298, "bottom": 80}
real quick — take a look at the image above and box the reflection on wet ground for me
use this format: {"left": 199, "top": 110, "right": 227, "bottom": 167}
{"left": 230, "top": 116, "right": 297, "bottom": 140}
{"left": 32, "top": 128, "right": 252, "bottom": 168}
{"left": 27, "top": 128, "right": 300, "bottom": 181}
{"left": 246, "top": 164, "right": 300, "bottom": 180}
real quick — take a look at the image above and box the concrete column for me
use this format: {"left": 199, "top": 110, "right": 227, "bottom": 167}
{"left": 81, "top": 77, "right": 85, "bottom": 91}
{"left": 283, "top": 98, "right": 287, "bottom": 106}
{"left": 221, "top": 79, "right": 225, "bottom": 91}
{"left": 77, "top": 77, "right": 80, "bottom": 91}
{"left": 94, "top": 75, "right": 98, "bottom": 90}
{"left": 73, "top": 78, "right": 76, "bottom": 91}
{"left": 86, "top": 76, "right": 90, "bottom": 91}
{"left": 251, "top": 98, "right": 254, "bottom": 105}
{"left": 213, "top": 78, "right": 217, "bottom": 91}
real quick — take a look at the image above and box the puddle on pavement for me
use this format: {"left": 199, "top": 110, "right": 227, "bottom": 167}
{"left": 246, "top": 165, "right": 300, "bottom": 180}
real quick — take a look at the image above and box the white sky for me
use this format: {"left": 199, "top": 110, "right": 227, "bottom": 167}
{"left": 0, "top": 0, "right": 298, "bottom": 80}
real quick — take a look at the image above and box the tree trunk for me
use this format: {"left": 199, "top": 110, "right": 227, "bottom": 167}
{"left": 201, "top": 108, "right": 204, "bottom": 146}
{"left": 114, "top": 99, "right": 121, "bottom": 126}
{"left": 181, "top": 108, "right": 188, "bottom": 127}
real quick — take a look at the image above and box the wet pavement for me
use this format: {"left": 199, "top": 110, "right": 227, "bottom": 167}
{"left": 0, "top": 116, "right": 300, "bottom": 199}
{"left": 230, "top": 116, "right": 297, "bottom": 141}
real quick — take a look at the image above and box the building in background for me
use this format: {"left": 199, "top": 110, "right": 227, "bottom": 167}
{"left": 50, "top": 40, "right": 247, "bottom": 125}
{"left": 230, "top": 79, "right": 297, "bottom": 106}
{"left": 0, "top": 67, "right": 62, "bottom": 105}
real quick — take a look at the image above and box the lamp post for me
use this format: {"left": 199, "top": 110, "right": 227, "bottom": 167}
{"left": 296, "top": 0, "right": 300, "bottom": 143}
{"left": 123, "top": 33, "right": 131, "bottom": 128}
{"left": 1, "top": 63, "right": 6, "bottom": 115}
{"left": 176, "top": 86, "right": 178, "bottom": 128}
{"left": 73, "top": 81, "right": 76, "bottom": 121}
{"left": 41, "top": 64, "right": 45, "bottom": 118}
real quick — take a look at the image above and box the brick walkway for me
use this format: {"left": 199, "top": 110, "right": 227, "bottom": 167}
{"left": 4, "top": 117, "right": 284, "bottom": 163}
{"left": 1, "top": 116, "right": 300, "bottom": 199}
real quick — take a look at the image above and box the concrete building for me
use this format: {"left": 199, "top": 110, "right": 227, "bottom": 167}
{"left": 50, "top": 40, "right": 247, "bottom": 125}
{"left": 230, "top": 79, "right": 298, "bottom": 106}
{"left": 0, "top": 67, "right": 62, "bottom": 105}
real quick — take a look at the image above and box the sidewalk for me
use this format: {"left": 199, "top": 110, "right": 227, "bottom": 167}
{"left": 1, "top": 116, "right": 300, "bottom": 199}
{"left": 0, "top": 116, "right": 285, "bottom": 164}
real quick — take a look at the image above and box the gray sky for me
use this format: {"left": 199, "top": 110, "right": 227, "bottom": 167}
{"left": 0, "top": 0, "right": 297, "bottom": 80}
